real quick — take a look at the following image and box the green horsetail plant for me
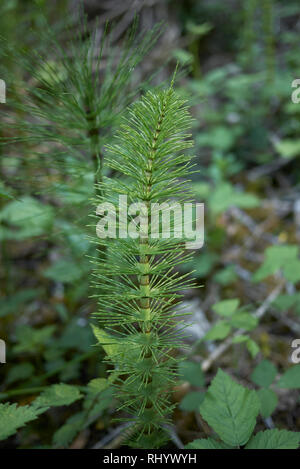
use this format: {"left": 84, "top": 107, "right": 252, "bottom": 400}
{"left": 0, "top": 16, "right": 160, "bottom": 198}
{"left": 91, "top": 82, "right": 198, "bottom": 448}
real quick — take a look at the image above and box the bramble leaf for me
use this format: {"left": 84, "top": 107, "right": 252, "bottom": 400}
{"left": 0, "top": 403, "right": 43, "bottom": 441}
{"left": 199, "top": 369, "right": 260, "bottom": 446}
{"left": 250, "top": 360, "right": 277, "bottom": 388}
{"left": 245, "top": 429, "right": 300, "bottom": 449}
{"left": 276, "top": 365, "right": 300, "bottom": 389}
{"left": 33, "top": 384, "right": 83, "bottom": 408}
{"left": 257, "top": 388, "right": 278, "bottom": 418}
{"left": 186, "top": 438, "right": 232, "bottom": 449}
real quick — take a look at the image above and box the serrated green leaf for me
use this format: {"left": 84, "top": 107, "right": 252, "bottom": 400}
{"left": 250, "top": 360, "right": 278, "bottom": 388}
{"left": 186, "top": 438, "right": 231, "bottom": 449}
{"left": 245, "top": 429, "right": 300, "bottom": 449}
{"left": 200, "top": 369, "right": 260, "bottom": 447}
{"left": 0, "top": 403, "right": 43, "bottom": 441}
{"left": 276, "top": 365, "right": 300, "bottom": 389}
{"left": 34, "top": 384, "right": 82, "bottom": 408}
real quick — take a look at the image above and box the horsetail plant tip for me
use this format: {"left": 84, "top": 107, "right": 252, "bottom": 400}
{"left": 90, "top": 83, "right": 198, "bottom": 448}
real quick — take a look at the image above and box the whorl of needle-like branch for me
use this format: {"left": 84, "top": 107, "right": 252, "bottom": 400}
{"left": 91, "top": 84, "right": 196, "bottom": 448}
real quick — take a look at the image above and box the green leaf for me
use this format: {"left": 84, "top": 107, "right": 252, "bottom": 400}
{"left": 0, "top": 196, "right": 54, "bottom": 240}
{"left": 186, "top": 438, "right": 231, "bottom": 449}
{"left": 91, "top": 324, "right": 120, "bottom": 357}
{"left": 87, "top": 378, "right": 108, "bottom": 394}
{"left": 276, "top": 365, "right": 300, "bottom": 389}
{"left": 250, "top": 360, "right": 278, "bottom": 388}
{"left": 213, "top": 266, "right": 237, "bottom": 286}
{"left": 0, "top": 403, "right": 43, "bottom": 441}
{"left": 246, "top": 339, "right": 260, "bottom": 358}
{"left": 273, "top": 293, "right": 300, "bottom": 312}
{"left": 43, "top": 258, "right": 86, "bottom": 283}
{"left": 52, "top": 412, "right": 84, "bottom": 448}
{"left": 257, "top": 388, "right": 278, "bottom": 418}
{"left": 245, "top": 429, "right": 300, "bottom": 449}
{"left": 6, "top": 363, "right": 35, "bottom": 386}
{"left": 232, "top": 334, "right": 249, "bottom": 344}
{"left": 180, "top": 391, "right": 205, "bottom": 412}
{"left": 209, "top": 183, "right": 259, "bottom": 215}
{"left": 229, "top": 312, "right": 258, "bottom": 331}
{"left": 14, "top": 325, "right": 56, "bottom": 354}
{"left": 253, "top": 245, "right": 299, "bottom": 282}
{"left": 212, "top": 299, "right": 240, "bottom": 317}
{"left": 274, "top": 139, "right": 300, "bottom": 159}
{"left": 282, "top": 258, "right": 300, "bottom": 283}
{"left": 172, "top": 49, "right": 194, "bottom": 65}
{"left": 179, "top": 361, "right": 205, "bottom": 387}
{"left": 199, "top": 369, "right": 260, "bottom": 447}
{"left": 34, "top": 384, "right": 83, "bottom": 408}
{"left": 0, "top": 289, "right": 41, "bottom": 318}
{"left": 186, "top": 21, "right": 213, "bottom": 37}
{"left": 204, "top": 321, "right": 231, "bottom": 341}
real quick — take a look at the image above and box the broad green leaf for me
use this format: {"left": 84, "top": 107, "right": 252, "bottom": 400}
{"left": 0, "top": 403, "right": 43, "bottom": 441}
{"left": 180, "top": 391, "right": 205, "bottom": 412}
{"left": 186, "top": 438, "right": 231, "bottom": 449}
{"left": 91, "top": 324, "right": 120, "bottom": 357}
{"left": 273, "top": 293, "right": 300, "bottom": 312}
{"left": 276, "top": 365, "right": 300, "bottom": 389}
{"left": 43, "top": 258, "right": 86, "bottom": 283}
{"left": 199, "top": 369, "right": 260, "bottom": 447}
{"left": 250, "top": 360, "right": 278, "bottom": 388}
{"left": 257, "top": 388, "right": 278, "bottom": 418}
{"left": 213, "top": 266, "right": 237, "bottom": 286}
{"left": 179, "top": 361, "right": 205, "bottom": 387}
{"left": 232, "top": 334, "right": 249, "bottom": 344}
{"left": 253, "top": 245, "right": 299, "bottom": 282}
{"left": 229, "top": 312, "right": 258, "bottom": 331}
{"left": 245, "top": 429, "right": 300, "bottom": 449}
{"left": 282, "top": 258, "right": 300, "bottom": 283}
{"left": 212, "top": 299, "right": 240, "bottom": 317}
{"left": 209, "top": 183, "right": 259, "bottom": 215}
{"left": 274, "top": 139, "right": 300, "bottom": 159}
{"left": 87, "top": 378, "right": 108, "bottom": 394}
{"left": 0, "top": 196, "right": 54, "bottom": 240}
{"left": 34, "top": 384, "right": 82, "bottom": 408}
{"left": 204, "top": 321, "right": 231, "bottom": 341}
